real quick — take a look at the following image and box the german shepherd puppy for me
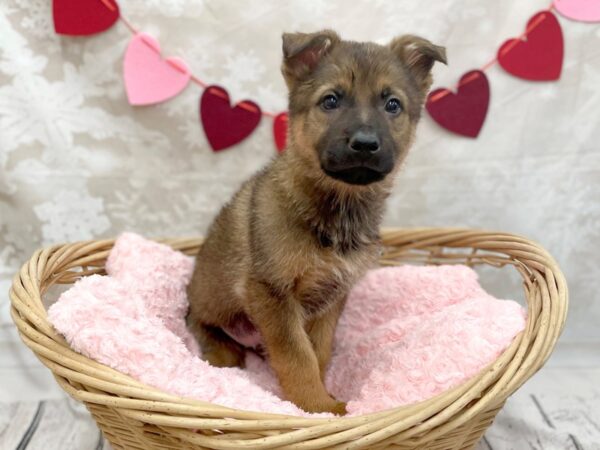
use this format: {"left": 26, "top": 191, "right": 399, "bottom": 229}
{"left": 187, "top": 30, "right": 446, "bottom": 414}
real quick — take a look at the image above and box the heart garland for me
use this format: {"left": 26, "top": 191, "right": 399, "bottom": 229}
{"left": 426, "top": 70, "right": 490, "bottom": 138}
{"left": 200, "top": 86, "right": 262, "bottom": 151}
{"left": 426, "top": 7, "right": 570, "bottom": 137}
{"left": 52, "top": 1, "right": 598, "bottom": 144}
{"left": 53, "top": 1, "right": 285, "bottom": 152}
{"left": 273, "top": 113, "right": 289, "bottom": 153}
{"left": 554, "top": 0, "right": 600, "bottom": 22}
{"left": 497, "top": 11, "right": 564, "bottom": 81}
{"left": 53, "top": 0, "right": 119, "bottom": 36}
{"left": 124, "top": 33, "right": 191, "bottom": 105}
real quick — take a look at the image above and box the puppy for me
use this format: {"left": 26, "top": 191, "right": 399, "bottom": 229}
{"left": 187, "top": 30, "right": 446, "bottom": 414}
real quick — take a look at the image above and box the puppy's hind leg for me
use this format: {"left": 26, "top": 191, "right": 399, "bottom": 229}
{"left": 187, "top": 318, "right": 246, "bottom": 368}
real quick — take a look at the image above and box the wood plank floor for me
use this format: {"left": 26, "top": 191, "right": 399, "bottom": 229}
{"left": 1, "top": 368, "right": 598, "bottom": 450}
{"left": 0, "top": 399, "right": 107, "bottom": 450}
{"left": 477, "top": 368, "right": 600, "bottom": 450}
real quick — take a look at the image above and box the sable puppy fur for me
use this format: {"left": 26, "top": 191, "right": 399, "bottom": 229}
{"left": 187, "top": 30, "right": 446, "bottom": 414}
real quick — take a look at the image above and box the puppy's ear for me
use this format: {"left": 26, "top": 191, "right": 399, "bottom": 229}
{"left": 281, "top": 30, "right": 340, "bottom": 88}
{"left": 389, "top": 35, "right": 447, "bottom": 92}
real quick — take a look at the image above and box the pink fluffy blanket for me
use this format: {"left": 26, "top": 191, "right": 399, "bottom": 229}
{"left": 48, "top": 233, "right": 526, "bottom": 417}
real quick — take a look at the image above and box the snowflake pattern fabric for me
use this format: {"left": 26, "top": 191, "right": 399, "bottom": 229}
{"left": 0, "top": 0, "right": 599, "bottom": 375}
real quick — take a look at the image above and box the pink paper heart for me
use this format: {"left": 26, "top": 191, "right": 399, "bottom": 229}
{"left": 124, "top": 33, "right": 191, "bottom": 106}
{"left": 554, "top": 0, "right": 600, "bottom": 22}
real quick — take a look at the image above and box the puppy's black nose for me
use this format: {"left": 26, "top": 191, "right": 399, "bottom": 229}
{"left": 349, "top": 130, "right": 380, "bottom": 153}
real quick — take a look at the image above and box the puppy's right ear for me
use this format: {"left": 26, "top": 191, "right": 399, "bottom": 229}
{"left": 281, "top": 30, "right": 340, "bottom": 88}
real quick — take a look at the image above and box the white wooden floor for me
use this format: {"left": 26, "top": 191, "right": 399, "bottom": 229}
{"left": 479, "top": 368, "right": 600, "bottom": 450}
{"left": 1, "top": 367, "right": 599, "bottom": 450}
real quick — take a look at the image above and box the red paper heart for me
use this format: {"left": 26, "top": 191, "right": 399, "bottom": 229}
{"left": 53, "top": 0, "right": 120, "bottom": 36}
{"left": 273, "top": 112, "right": 288, "bottom": 153}
{"left": 426, "top": 70, "right": 490, "bottom": 138}
{"left": 200, "top": 86, "right": 262, "bottom": 151}
{"left": 497, "top": 11, "right": 563, "bottom": 81}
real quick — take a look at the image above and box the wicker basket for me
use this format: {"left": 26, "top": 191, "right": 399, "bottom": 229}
{"left": 10, "top": 228, "right": 567, "bottom": 450}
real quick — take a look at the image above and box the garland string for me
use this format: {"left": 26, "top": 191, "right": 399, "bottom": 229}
{"left": 112, "top": 4, "right": 278, "bottom": 116}
{"left": 428, "top": 1, "right": 555, "bottom": 103}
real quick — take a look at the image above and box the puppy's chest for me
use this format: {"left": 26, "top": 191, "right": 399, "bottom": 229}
{"left": 291, "top": 251, "right": 374, "bottom": 316}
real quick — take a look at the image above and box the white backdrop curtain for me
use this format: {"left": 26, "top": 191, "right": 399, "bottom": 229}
{"left": 1, "top": 0, "right": 599, "bottom": 401}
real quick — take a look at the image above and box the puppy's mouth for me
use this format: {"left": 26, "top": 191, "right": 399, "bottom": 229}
{"left": 320, "top": 150, "right": 394, "bottom": 185}
{"left": 323, "top": 166, "right": 387, "bottom": 185}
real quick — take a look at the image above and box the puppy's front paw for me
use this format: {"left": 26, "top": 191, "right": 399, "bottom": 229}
{"left": 303, "top": 398, "right": 347, "bottom": 415}
{"left": 331, "top": 401, "right": 348, "bottom": 416}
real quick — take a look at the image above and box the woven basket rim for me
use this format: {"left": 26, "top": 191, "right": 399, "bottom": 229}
{"left": 9, "top": 227, "right": 568, "bottom": 449}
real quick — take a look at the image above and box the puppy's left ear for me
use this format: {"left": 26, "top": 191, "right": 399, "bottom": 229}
{"left": 389, "top": 35, "right": 447, "bottom": 92}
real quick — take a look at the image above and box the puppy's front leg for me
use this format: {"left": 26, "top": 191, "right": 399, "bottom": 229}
{"left": 307, "top": 299, "right": 345, "bottom": 380}
{"left": 246, "top": 279, "right": 346, "bottom": 415}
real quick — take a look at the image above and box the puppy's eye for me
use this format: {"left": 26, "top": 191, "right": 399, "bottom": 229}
{"left": 321, "top": 94, "right": 340, "bottom": 111}
{"left": 384, "top": 98, "right": 402, "bottom": 114}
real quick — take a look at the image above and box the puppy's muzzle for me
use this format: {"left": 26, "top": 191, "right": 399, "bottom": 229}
{"left": 321, "top": 129, "right": 393, "bottom": 186}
